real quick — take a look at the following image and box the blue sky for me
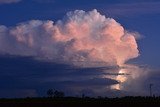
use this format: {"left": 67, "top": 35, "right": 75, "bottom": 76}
{"left": 0, "top": 0, "right": 160, "bottom": 98}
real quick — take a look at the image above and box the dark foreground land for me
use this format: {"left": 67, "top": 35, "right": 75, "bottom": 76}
{"left": 0, "top": 96, "right": 160, "bottom": 107}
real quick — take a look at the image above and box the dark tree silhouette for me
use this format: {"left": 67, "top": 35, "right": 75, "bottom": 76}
{"left": 53, "top": 90, "right": 65, "bottom": 98}
{"left": 82, "top": 93, "right": 85, "bottom": 98}
{"left": 47, "top": 89, "right": 65, "bottom": 98}
{"left": 47, "top": 89, "right": 54, "bottom": 98}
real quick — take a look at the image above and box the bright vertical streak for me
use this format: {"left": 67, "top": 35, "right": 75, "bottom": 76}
{"left": 111, "top": 68, "right": 128, "bottom": 90}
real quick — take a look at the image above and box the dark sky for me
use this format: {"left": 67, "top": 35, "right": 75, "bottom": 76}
{"left": 0, "top": 0, "right": 160, "bottom": 98}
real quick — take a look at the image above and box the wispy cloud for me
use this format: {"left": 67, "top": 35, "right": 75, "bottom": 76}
{"left": 105, "top": 2, "right": 160, "bottom": 17}
{"left": 32, "top": 0, "right": 55, "bottom": 3}
{"left": 0, "top": 0, "right": 21, "bottom": 4}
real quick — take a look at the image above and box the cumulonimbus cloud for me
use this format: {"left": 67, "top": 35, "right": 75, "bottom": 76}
{"left": 0, "top": 9, "right": 139, "bottom": 67}
{"left": 0, "top": 0, "right": 21, "bottom": 4}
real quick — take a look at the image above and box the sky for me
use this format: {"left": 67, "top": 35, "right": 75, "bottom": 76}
{"left": 0, "top": 0, "right": 160, "bottom": 98}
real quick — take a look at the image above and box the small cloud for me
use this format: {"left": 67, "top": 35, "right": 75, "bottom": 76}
{"left": 0, "top": 0, "right": 21, "bottom": 4}
{"left": 105, "top": 2, "right": 160, "bottom": 17}
{"left": 32, "top": 0, "right": 55, "bottom": 3}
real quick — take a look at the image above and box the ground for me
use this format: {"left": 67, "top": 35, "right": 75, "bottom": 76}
{"left": 0, "top": 97, "right": 160, "bottom": 107}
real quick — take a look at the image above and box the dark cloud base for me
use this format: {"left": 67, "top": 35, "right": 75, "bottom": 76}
{"left": 0, "top": 55, "right": 120, "bottom": 98}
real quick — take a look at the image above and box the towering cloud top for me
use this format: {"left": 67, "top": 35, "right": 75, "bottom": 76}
{"left": 0, "top": 9, "right": 139, "bottom": 67}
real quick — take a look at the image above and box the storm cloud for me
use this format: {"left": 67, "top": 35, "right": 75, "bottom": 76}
{"left": 0, "top": 9, "right": 139, "bottom": 67}
{"left": 0, "top": 9, "right": 145, "bottom": 97}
